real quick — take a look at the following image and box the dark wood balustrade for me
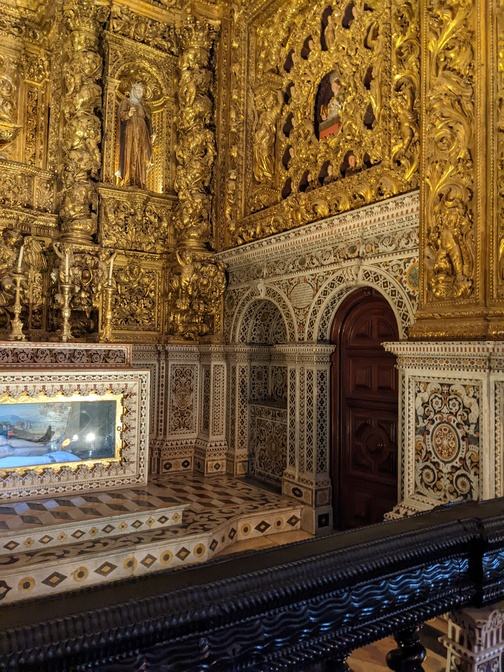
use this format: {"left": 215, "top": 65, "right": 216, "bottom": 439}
{"left": 2, "top": 498, "right": 504, "bottom": 671}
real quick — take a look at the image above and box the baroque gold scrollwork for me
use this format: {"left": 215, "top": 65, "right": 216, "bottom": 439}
{"left": 110, "top": 5, "right": 177, "bottom": 55}
{"left": 0, "top": 51, "right": 21, "bottom": 154}
{"left": 59, "top": 0, "right": 110, "bottom": 244}
{"left": 0, "top": 230, "right": 49, "bottom": 336}
{"left": 227, "top": 0, "right": 419, "bottom": 245}
{"left": 114, "top": 260, "right": 158, "bottom": 332}
{"left": 427, "top": 190, "right": 474, "bottom": 299}
{"left": 174, "top": 15, "right": 218, "bottom": 249}
{"left": 391, "top": 0, "right": 420, "bottom": 183}
{"left": 23, "top": 236, "right": 47, "bottom": 332}
{"left": 496, "top": 1, "right": 504, "bottom": 295}
{"left": 0, "top": 228, "right": 23, "bottom": 331}
{"left": 100, "top": 191, "right": 174, "bottom": 254}
{"left": 423, "top": 0, "right": 475, "bottom": 303}
{"left": 166, "top": 13, "right": 225, "bottom": 340}
{"left": 166, "top": 250, "right": 226, "bottom": 341}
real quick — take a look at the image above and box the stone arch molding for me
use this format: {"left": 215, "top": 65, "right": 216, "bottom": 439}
{"left": 305, "top": 265, "right": 414, "bottom": 342}
{"left": 232, "top": 284, "right": 298, "bottom": 344}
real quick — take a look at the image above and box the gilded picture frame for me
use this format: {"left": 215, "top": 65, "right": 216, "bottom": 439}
{"left": 0, "top": 369, "right": 150, "bottom": 501}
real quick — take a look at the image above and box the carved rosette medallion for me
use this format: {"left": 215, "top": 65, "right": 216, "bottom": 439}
{"left": 415, "top": 381, "right": 480, "bottom": 503}
{"left": 430, "top": 422, "right": 459, "bottom": 462}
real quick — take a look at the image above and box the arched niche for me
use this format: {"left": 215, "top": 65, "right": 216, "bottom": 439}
{"left": 102, "top": 38, "right": 175, "bottom": 194}
{"left": 243, "top": 299, "right": 289, "bottom": 488}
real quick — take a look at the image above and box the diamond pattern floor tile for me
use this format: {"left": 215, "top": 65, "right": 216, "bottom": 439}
{"left": 0, "top": 473, "right": 304, "bottom": 605}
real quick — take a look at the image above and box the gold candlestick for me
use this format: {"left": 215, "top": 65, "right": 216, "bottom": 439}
{"left": 60, "top": 281, "right": 72, "bottom": 342}
{"left": 8, "top": 271, "right": 26, "bottom": 341}
{"left": 99, "top": 280, "right": 114, "bottom": 343}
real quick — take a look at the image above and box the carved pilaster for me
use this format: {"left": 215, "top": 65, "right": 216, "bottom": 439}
{"left": 279, "top": 343, "right": 334, "bottom": 534}
{"left": 149, "top": 344, "right": 200, "bottom": 475}
{"left": 225, "top": 345, "right": 251, "bottom": 477}
{"left": 411, "top": 0, "right": 495, "bottom": 338}
{"left": 59, "top": 0, "right": 110, "bottom": 244}
{"left": 194, "top": 345, "right": 227, "bottom": 476}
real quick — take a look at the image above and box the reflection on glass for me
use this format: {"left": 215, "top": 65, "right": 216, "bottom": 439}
{"left": 0, "top": 399, "right": 118, "bottom": 468}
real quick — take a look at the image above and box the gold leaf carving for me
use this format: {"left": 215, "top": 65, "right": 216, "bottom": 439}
{"left": 496, "top": 0, "right": 504, "bottom": 295}
{"left": 423, "top": 0, "right": 476, "bottom": 302}
{"left": 59, "top": 0, "right": 110, "bottom": 243}
{"left": 113, "top": 261, "right": 159, "bottom": 332}
{"left": 166, "top": 251, "right": 226, "bottom": 341}
{"left": 225, "top": 0, "right": 420, "bottom": 246}
{"left": 110, "top": 5, "right": 177, "bottom": 55}
{"left": 99, "top": 190, "right": 175, "bottom": 254}
{"left": 173, "top": 15, "right": 219, "bottom": 249}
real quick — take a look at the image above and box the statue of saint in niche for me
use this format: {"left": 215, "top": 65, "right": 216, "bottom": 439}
{"left": 116, "top": 83, "right": 155, "bottom": 189}
{"left": 317, "top": 71, "right": 344, "bottom": 139}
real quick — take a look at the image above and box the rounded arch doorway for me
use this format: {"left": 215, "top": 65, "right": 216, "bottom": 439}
{"left": 330, "top": 287, "right": 399, "bottom": 530}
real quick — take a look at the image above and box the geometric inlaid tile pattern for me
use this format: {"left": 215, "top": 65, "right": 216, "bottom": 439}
{"left": 0, "top": 473, "right": 303, "bottom": 605}
{"left": 0, "top": 505, "right": 186, "bottom": 552}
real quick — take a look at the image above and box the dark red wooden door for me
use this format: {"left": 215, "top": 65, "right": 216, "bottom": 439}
{"left": 331, "top": 289, "right": 399, "bottom": 530}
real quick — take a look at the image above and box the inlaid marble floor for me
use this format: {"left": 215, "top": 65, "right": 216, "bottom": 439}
{"left": 0, "top": 473, "right": 297, "bottom": 532}
{"left": 0, "top": 473, "right": 304, "bottom": 604}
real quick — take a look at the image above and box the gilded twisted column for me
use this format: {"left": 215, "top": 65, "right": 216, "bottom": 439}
{"left": 174, "top": 16, "right": 217, "bottom": 251}
{"left": 59, "top": 0, "right": 110, "bottom": 245}
{"left": 410, "top": 0, "right": 496, "bottom": 338}
{"left": 167, "top": 16, "right": 226, "bottom": 341}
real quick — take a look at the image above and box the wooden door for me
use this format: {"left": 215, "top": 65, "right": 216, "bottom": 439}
{"left": 331, "top": 289, "right": 399, "bottom": 530}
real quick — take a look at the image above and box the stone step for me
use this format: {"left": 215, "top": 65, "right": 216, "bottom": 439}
{"left": 0, "top": 503, "right": 303, "bottom": 605}
{"left": 0, "top": 504, "right": 187, "bottom": 554}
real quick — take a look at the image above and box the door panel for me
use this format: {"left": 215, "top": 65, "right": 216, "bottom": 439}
{"left": 332, "top": 289, "right": 399, "bottom": 530}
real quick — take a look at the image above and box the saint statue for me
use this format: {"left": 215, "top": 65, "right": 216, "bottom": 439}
{"left": 116, "top": 83, "right": 155, "bottom": 190}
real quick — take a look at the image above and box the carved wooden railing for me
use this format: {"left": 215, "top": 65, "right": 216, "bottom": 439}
{"left": 2, "top": 498, "right": 504, "bottom": 671}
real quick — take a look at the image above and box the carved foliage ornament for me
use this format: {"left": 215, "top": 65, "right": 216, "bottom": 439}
{"left": 110, "top": 5, "right": 177, "bottom": 55}
{"left": 423, "top": 0, "right": 476, "bottom": 303}
{"left": 0, "top": 230, "right": 51, "bottom": 335}
{"left": 229, "top": 0, "right": 420, "bottom": 246}
{"left": 59, "top": 0, "right": 110, "bottom": 242}
{"left": 496, "top": 0, "right": 504, "bottom": 297}
{"left": 113, "top": 261, "right": 158, "bottom": 332}
{"left": 100, "top": 193, "right": 174, "bottom": 254}
{"left": 173, "top": 16, "right": 219, "bottom": 248}
{"left": 166, "top": 251, "right": 226, "bottom": 341}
